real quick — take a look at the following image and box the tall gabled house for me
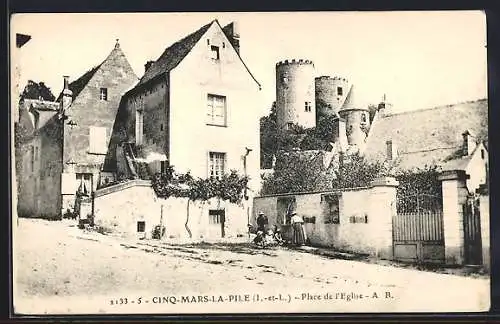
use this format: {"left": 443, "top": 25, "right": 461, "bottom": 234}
{"left": 104, "top": 20, "right": 262, "bottom": 194}
{"left": 17, "top": 40, "right": 138, "bottom": 218}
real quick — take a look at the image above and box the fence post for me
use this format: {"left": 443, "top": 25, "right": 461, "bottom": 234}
{"left": 369, "top": 176, "right": 399, "bottom": 259}
{"left": 438, "top": 170, "right": 469, "bottom": 265}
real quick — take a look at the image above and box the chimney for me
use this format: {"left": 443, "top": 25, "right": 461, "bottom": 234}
{"left": 386, "top": 140, "right": 397, "bottom": 161}
{"left": 61, "top": 76, "right": 73, "bottom": 112}
{"left": 462, "top": 130, "right": 476, "bottom": 156}
{"left": 144, "top": 60, "right": 154, "bottom": 73}
{"left": 223, "top": 22, "right": 240, "bottom": 55}
{"left": 378, "top": 94, "right": 392, "bottom": 117}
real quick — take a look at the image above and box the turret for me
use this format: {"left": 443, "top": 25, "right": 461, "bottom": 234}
{"left": 338, "top": 85, "right": 370, "bottom": 148}
{"left": 315, "top": 75, "right": 349, "bottom": 116}
{"left": 275, "top": 59, "right": 316, "bottom": 129}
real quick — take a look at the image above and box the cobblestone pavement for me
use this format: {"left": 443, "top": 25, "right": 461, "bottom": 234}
{"left": 14, "top": 219, "right": 490, "bottom": 314}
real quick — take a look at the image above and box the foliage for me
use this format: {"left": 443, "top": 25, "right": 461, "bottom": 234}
{"left": 260, "top": 150, "right": 385, "bottom": 195}
{"left": 395, "top": 165, "right": 443, "bottom": 199}
{"left": 333, "top": 152, "right": 385, "bottom": 189}
{"left": 260, "top": 150, "right": 337, "bottom": 195}
{"left": 19, "top": 80, "right": 56, "bottom": 103}
{"left": 151, "top": 167, "right": 249, "bottom": 205}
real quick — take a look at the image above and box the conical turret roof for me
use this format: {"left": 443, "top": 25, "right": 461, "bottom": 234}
{"left": 339, "top": 85, "right": 367, "bottom": 111}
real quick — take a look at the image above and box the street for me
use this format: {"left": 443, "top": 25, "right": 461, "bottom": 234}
{"left": 14, "top": 218, "right": 490, "bottom": 314}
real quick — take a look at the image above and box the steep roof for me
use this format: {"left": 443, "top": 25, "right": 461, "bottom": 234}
{"left": 136, "top": 21, "right": 213, "bottom": 87}
{"left": 364, "top": 99, "right": 488, "bottom": 171}
{"left": 133, "top": 19, "right": 261, "bottom": 90}
{"left": 339, "top": 85, "right": 365, "bottom": 112}
{"left": 56, "top": 65, "right": 102, "bottom": 102}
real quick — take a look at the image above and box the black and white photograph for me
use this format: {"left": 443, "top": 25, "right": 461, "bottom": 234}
{"left": 11, "top": 11, "right": 489, "bottom": 315}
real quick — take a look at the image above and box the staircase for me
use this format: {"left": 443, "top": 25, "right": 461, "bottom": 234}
{"left": 122, "top": 142, "right": 151, "bottom": 180}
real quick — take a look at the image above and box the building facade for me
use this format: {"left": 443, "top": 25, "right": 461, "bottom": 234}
{"left": 17, "top": 41, "right": 138, "bottom": 218}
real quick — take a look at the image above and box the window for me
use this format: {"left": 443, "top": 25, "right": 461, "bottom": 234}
{"left": 281, "top": 74, "right": 289, "bottom": 84}
{"left": 209, "top": 209, "right": 225, "bottom": 224}
{"left": 76, "top": 173, "right": 92, "bottom": 195}
{"left": 209, "top": 152, "right": 226, "bottom": 179}
{"left": 100, "top": 88, "right": 108, "bottom": 101}
{"left": 137, "top": 221, "right": 146, "bottom": 233}
{"left": 222, "top": 42, "right": 225, "bottom": 48}
{"left": 34, "top": 146, "right": 38, "bottom": 161}
{"left": 286, "top": 122, "right": 294, "bottom": 130}
{"left": 136, "top": 109, "right": 144, "bottom": 145}
{"left": 207, "top": 94, "right": 226, "bottom": 126}
{"left": 337, "top": 87, "right": 343, "bottom": 96}
{"left": 481, "top": 149, "right": 485, "bottom": 159}
{"left": 305, "top": 102, "right": 312, "bottom": 112}
{"left": 361, "top": 113, "right": 367, "bottom": 123}
{"left": 210, "top": 46, "right": 220, "bottom": 60}
{"left": 89, "top": 126, "right": 107, "bottom": 154}
{"left": 207, "top": 39, "right": 210, "bottom": 45}
{"left": 160, "top": 124, "right": 163, "bottom": 131}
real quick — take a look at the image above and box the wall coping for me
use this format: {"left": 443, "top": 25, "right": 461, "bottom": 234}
{"left": 95, "top": 179, "right": 152, "bottom": 198}
{"left": 437, "top": 169, "right": 470, "bottom": 181}
{"left": 256, "top": 186, "right": 371, "bottom": 199}
{"left": 370, "top": 177, "right": 399, "bottom": 187}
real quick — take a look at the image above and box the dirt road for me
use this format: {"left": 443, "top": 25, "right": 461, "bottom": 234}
{"left": 13, "top": 219, "right": 490, "bottom": 314}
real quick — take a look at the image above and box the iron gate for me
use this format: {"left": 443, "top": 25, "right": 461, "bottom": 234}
{"left": 463, "top": 195, "right": 482, "bottom": 265}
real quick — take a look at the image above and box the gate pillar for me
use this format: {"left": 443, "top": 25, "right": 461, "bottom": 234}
{"left": 477, "top": 184, "right": 490, "bottom": 272}
{"left": 369, "top": 177, "right": 398, "bottom": 260}
{"left": 438, "top": 170, "right": 469, "bottom": 265}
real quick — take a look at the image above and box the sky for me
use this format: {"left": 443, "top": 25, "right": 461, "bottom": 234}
{"left": 11, "top": 11, "right": 487, "bottom": 116}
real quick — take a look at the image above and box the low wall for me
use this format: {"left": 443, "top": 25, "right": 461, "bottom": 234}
{"left": 94, "top": 180, "right": 250, "bottom": 241}
{"left": 253, "top": 182, "right": 395, "bottom": 257}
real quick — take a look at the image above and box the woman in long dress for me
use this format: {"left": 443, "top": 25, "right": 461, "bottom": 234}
{"left": 291, "top": 212, "right": 306, "bottom": 246}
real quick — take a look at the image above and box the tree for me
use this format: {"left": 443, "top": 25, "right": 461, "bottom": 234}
{"left": 19, "top": 80, "right": 56, "bottom": 103}
{"left": 260, "top": 150, "right": 334, "bottom": 195}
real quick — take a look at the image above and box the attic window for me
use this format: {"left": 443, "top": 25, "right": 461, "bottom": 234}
{"left": 337, "top": 87, "right": 343, "bottom": 96}
{"left": 210, "top": 46, "right": 220, "bottom": 60}
{"left": 223, "top": 42, "right": 225, "bottom": 48}
{"left": 207, "top": 39, "right": 210, "bottom": 45}
{"left": 481, "top": 149, "right": 485, "bottom": 159}
{"left": 100, "top": 88, "right": 108, "bottom": 101}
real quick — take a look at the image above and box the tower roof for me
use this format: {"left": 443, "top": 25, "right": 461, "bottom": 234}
{"left": 339, "top": 85, "right": 367, "bottom": 112}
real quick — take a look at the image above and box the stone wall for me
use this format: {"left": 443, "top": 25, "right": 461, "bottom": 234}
{"left": 93, "top": 180, "right": 250, "bottom": 241}
{"left": 253, "top": 177, "right": 397, "bottom": 258}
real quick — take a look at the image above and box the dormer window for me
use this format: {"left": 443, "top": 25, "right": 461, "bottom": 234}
{"left": 210, "top": 46, "right": 220, "bottom": 60}
{"left": 100, "top": 88, "right": 108, "bottom": 101}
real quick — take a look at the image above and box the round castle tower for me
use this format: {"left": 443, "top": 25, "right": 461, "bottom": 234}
{"left": 276, "top": 59, "right": 316, "bottom": 129}
{"left": 338, "top": 85, "right": 370, "bottom": 148}
{"left": 314, "top": 76, "right": 349, "bottom": 116}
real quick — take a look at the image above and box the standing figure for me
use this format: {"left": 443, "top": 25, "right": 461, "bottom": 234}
{"left": 256, "top": 211, "right": 268, "bottom": 233}
{"left": 291, "top": 212, "right": 306, "bottom": 246}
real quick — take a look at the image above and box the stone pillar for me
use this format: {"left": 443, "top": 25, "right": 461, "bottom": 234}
{"left": 61, "top": 162, "right": 77, "bottom": 215}
{"left": 477, "top": 184, "right": 490, "bottom": 272}
{"left": 438, "top": 170, "right": 469, "bottom": 265}
{"left": 369, "top": 176, "right": 399, "bottom": 259}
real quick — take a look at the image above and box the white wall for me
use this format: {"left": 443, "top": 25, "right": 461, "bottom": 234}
{"left": 169, "top": 22, "right": 262, "bottom": 198}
